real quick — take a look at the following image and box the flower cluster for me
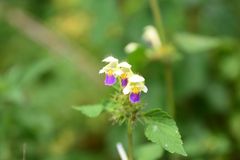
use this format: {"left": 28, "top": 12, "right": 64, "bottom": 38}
{"left": 99, "top": 56, "right": 148, "bottom": 104}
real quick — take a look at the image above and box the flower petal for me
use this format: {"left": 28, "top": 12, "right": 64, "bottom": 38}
{"left": 104, "top": 74, "right": 116, "bottom": 86}
{"left": 129, "top": 92, "right": 141, "bottom": 103}
{"left": 123, "top": 86, "right": 131, "bottom": 95}
{"left": 129, "top": 74, "right": 145, "bottom": 83}
{"left": 102, "top": 56, "right": 118, "bottom": 63}
{"left": 118, "top": 62, "right": 132, "bottom": 69}
{"left": 121, "top": 78, "right": 128, "bottom": 87}
{"left": 125, "top": 42, "right": 139, "bottom": 54}
{"left": 115, "top": 69, "right": 123, "bottom": 76}
{"left": 142, "top": 85, "right": 148, "bottom": 93}
{"left": 99, "top": 68, "right": 105, "bottom": 74}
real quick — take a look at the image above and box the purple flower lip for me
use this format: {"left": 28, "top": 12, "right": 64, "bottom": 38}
{"left": 104, "top": 74, "right": 116, "bottom": 86}
{"left": 121, "top": 78, "right": 128, "bottom": 87}
{"left": 129, "top": 92, "right": 141, "bottom": 103}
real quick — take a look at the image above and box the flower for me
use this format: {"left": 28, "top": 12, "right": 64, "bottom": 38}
{"left": 123, "top": 74, "right": 148, "bottom": 103}
{"left": 99, "top": 56, "right": 119, "bottom": 86}
{"left": 116, "top": 62, "right": 133, "bottom": 87}
{"left": 124, "top": 42, "right": 139, "bottom": 54}
{"left": 142, "top": 25, "right": 161, "bottom": 50}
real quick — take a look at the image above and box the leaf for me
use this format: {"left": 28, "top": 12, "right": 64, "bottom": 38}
{"left": 143, "top": 109, "right": 187, "bottom": 156}
{"left": 135, "top": 143, "right": 163, "bottom": 160}
{"left": 174, "top": 33, "right": 221, "bottom": 54}
{"left": 220, "top": 55, "right": 240, "bottom": 80}
{"left": 72, "top": 104, "right": 103, "bottom": 118}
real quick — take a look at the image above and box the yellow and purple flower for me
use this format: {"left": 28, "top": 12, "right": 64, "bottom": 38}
{"left": 123, "top": 74, "right": 148, "bottom": 103}
{"left": 99, "top": 56, "right": 119, "bottom": 86}
{"left": 116, "top": 62, "right": 133, "bottom": 88}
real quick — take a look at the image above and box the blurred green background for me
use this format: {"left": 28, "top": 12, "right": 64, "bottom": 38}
{"left": 0, "top": 0, "right": 240, "bottom": 159}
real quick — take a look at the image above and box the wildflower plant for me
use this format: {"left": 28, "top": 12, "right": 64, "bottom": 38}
{"left": 73, "top": 56, "right": 187, "bottom": 159}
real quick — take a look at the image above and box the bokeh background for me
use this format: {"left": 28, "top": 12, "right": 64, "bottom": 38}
{"left": 0, "top": 0, "right": 240, "bottom": 159}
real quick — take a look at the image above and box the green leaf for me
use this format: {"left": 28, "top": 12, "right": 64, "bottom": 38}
{"left": 143, "top": 109, "right": 187, "bottom": 156}
{"left": 72, "top": 104, "right": 103, "bottom": 118}
{"left": 174, "top": 33, "right": 221, "bottom": 54}
{"left": 135, "top": 143, "right": 163, "bottom": 160}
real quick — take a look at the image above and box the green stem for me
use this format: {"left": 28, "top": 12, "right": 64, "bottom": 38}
{"left": 127, "top": 118, "right": 133, "bottom": 160}
{"left": 149, "top": 0, "right": 166, "bottom": 43}
{"left": 164, "top": 62, "right": 175, "bottom": 117}
{"left": 149, "top": 0, "right": 176, "bottom": 117}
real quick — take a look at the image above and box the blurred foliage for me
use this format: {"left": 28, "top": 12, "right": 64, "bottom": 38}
{"left": 0, "top": 0, "right": 240, "bottom": 159}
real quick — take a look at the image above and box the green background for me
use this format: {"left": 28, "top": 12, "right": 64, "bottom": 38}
{"left": 0, "top": 0, "right": 240, "bottom": 159}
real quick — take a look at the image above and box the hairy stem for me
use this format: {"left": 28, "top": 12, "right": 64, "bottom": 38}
{"left": 149, "top": 0, "right": 175, "bottom": 117}
{"left": 127, "top": 118, "right": 133, "bottom": 160}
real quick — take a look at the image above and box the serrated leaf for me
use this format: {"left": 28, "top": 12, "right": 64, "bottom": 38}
{"left": 72, "top": 104, "right": 103, "bottom": 118}
{"left": 135, "top": 143, "right": 163, "bottom": 160}
{"left": 143, "top": 109, "right": 187, "bottom": 156}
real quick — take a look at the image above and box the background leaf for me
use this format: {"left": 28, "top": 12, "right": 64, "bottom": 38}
{"left": 174, "top": 33, "right": 221, "bottom": 54}
{"left": 73, "top": 104, "right": 103, "bottom": 118}
{"left": 135, "top": 143, "right": 163, "bottom": 160}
